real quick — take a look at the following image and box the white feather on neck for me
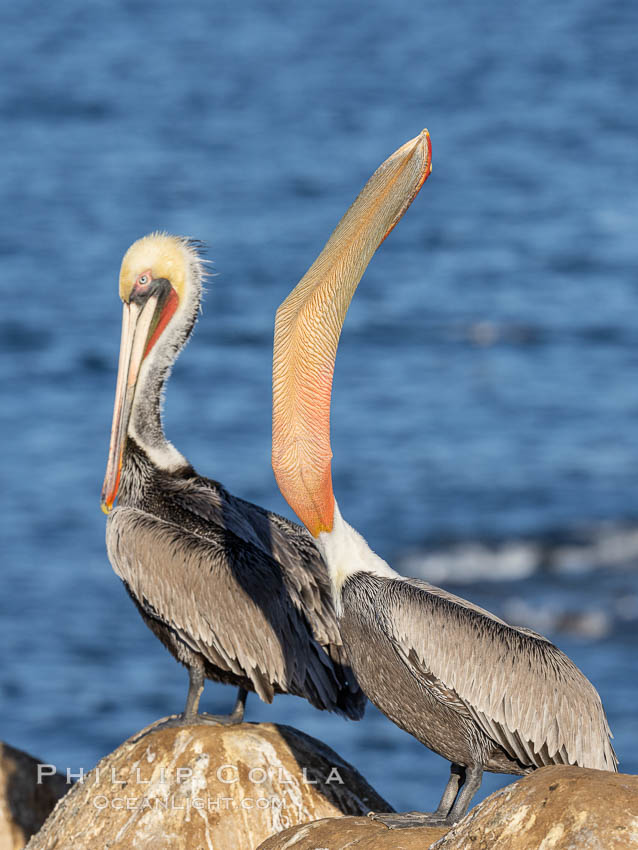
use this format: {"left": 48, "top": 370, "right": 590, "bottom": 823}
{"left": 316, "top": 501, "right": 399, "bottom": 611}
{"left": 129, "top": 419, "right": 187, "bottom": 471}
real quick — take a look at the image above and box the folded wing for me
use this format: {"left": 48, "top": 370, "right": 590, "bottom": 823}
{"left": 378, "top": 578, "right": 617, "bottom": 771}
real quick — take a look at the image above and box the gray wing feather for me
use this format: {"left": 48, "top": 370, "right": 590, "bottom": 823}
{"left": 165, "top": 477, "right": 348, "bottom": 656}
{"left": 107, "top": 506, "right": 343, "bottom": 709}
{"left": 378, "top": 578, "right": 617, "bottom": 772}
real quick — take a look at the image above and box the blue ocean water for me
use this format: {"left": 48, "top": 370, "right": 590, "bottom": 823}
{"left": 1, "top": 0, "right": 637, "bottom": 816}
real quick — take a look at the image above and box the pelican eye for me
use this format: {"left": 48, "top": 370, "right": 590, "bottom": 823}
{"left": 138, "top": 274, "right": 150, "bottom": 285}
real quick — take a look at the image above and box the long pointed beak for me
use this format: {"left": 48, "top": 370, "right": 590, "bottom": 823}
{"left": 272, "top": 130, "right": 432, "bottom": 537}
{"left": 101, "top": 296, "right": 159, "bottom": 513}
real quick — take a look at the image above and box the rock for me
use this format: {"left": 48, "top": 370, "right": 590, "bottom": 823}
{"left": 259, "top": 766, "right": 638, "bottom": 850}
{"left": 0, "top": 742, "right": 67, "bottom": 850}
{"left": 432, "top": 765, "right": 638, "bottom": 849}
{"left": 257, "top": 815, "right": 448, "bottom": 848}
{"left": 26, "top": 722, "right": 390, "bottom": 850}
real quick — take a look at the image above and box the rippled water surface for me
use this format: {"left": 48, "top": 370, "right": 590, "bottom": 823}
{"left": 1, "top": 0, "right": 637, "bottom": 813}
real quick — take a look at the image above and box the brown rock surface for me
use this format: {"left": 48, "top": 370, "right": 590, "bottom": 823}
{"left": 0, "top": 742, "right": 67, "bottom": 850}
{"left": 25, "top": 722, "right": 390, "bottom": 850}
{"left": 432, "top": 765, "right": 638, "bottom": 849}
{"left": 257, "top": 815, "right": 448, "bottom": 848}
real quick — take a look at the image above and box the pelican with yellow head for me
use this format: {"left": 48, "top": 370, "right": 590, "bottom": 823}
{"left": 101, "top": 232, "right": 365, "bottom": 727}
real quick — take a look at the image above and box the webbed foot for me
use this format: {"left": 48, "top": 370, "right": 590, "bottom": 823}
{"left": 369, "top": 810, "right": 451, "bottom": 829}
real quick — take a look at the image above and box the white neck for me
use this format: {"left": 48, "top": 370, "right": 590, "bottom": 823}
{"left": 315, "top": 501, "right": 399, "bottom": 611}
{"left": 129, "top": 418, "right": 187, "bottom": 471}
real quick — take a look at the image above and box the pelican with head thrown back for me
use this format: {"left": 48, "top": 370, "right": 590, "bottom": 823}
{"left": 101, "top": 232, "right": 365, "bottom": 727}
{"left": 272, "top": 130, "right": 617, "bottom": 827}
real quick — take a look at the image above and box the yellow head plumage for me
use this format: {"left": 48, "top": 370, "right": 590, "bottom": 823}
{"left": 119, "top": 232, "right": 196, "bottom": 303}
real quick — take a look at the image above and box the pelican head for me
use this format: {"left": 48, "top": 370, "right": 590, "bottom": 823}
{"left": 101, "top": 233, "right": 206, "bottom": 513}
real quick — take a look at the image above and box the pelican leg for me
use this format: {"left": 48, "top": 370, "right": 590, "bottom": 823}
{"left": 145, "top": 663, "right": 248, "bottom": 734}
{"left": 139, "top": 662, "right": 205, "bottom": 731}
{"left": 181, "top": 660, "right": 205, "bottom": 720}
{"left": 198, "top": 687, "right": 248, "bottom": 725}
{"left": 434, "top": 763, "right": 464, "bottom": 816}
{"left": 446, "top": 763, "right": 482, "bottom": 824}
{"left": 369, "top": 762, "right": 480, "bottom": 829}
{"left": 181, "top": 662, "right": 247, "bottom": 725}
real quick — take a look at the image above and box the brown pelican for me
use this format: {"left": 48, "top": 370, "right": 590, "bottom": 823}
{"left": 101, "top": 232, "right": 365, "bottom": 727}
{"left": 272, "top": 130, "right": 617, "bottom": 827}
